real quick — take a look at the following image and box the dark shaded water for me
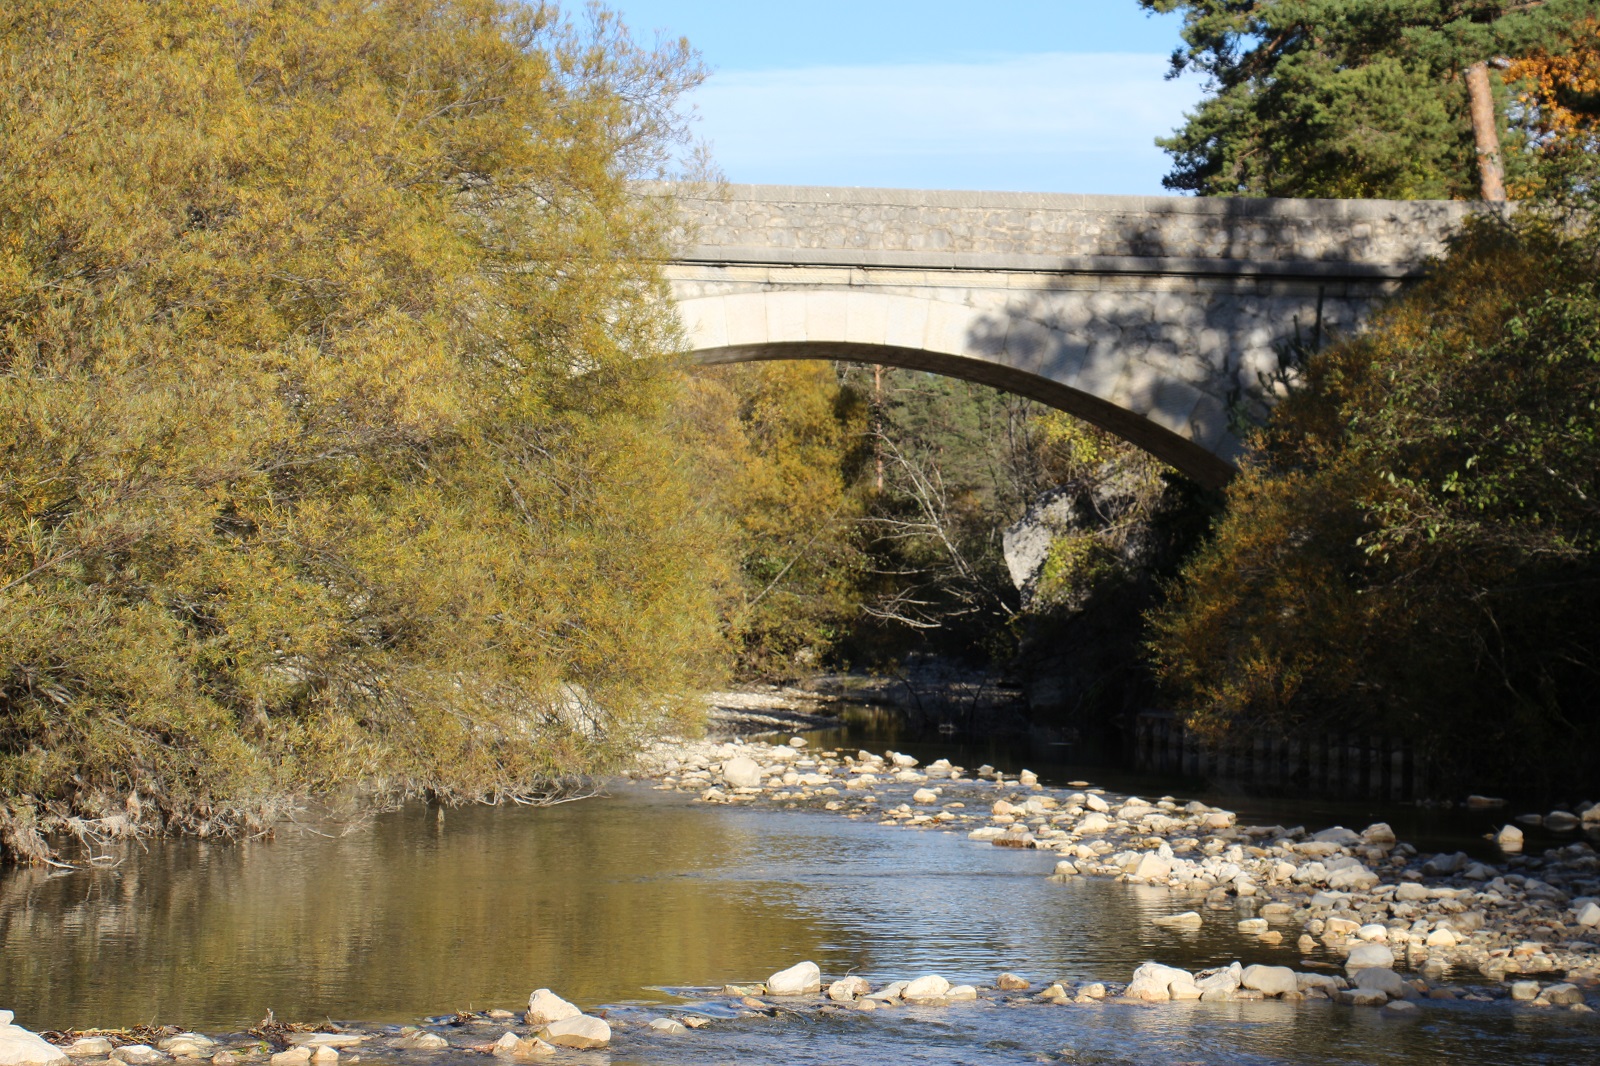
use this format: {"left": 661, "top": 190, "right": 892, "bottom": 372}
{"left": 2, "top": 721, "right": 1597, "bottom": 1064}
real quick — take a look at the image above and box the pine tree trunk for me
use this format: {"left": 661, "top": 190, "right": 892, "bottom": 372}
{"left": 1466, "top": 61, "right": 1508, "bottom": 201}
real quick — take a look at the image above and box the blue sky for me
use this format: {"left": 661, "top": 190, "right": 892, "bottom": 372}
{"left": 605, "top": 1, "right": 1202, "bottom": 195}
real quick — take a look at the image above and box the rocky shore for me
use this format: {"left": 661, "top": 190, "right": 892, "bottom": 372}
{"left": 626, "top": 732, "right": 1600, "bottom": 1013}
{"left": 9, "top": 727, "right": 1600, "bottom": 1064}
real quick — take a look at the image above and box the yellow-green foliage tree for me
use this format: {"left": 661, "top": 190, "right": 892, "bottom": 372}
{"left": 1149, "top": 201, "right": 1600, "bottom": 790}
{"left": 676, "top": 362, "right": 867, "bottom": 676}
{"left": 0, "top": 0, "right": 724, "bottom": 861}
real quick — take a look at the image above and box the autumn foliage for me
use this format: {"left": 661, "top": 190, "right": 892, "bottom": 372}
{"left": 1150, "top": 202, "right": 1600, "bottom": 790}
{"left": 0, "top": 1, "right": 721, "bottom": 860}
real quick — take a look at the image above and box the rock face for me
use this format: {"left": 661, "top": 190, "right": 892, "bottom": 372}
{"left": 525, "top": 990, "right": 582, "bottom": 1026}
{"left": 0, "top": 1016, "right": 68, "bottom": 1066}
{"left": 766, "top": 960, "right": 822, "bottom": 995}
{"left": 541, "top": 1017, "right": 610, "bottom": 1050}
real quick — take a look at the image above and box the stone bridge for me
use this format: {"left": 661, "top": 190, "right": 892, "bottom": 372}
{"left": 666, "top": 185, "right": 1478, "bottom": 487}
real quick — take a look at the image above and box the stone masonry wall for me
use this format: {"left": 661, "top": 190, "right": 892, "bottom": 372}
{"left": 673, "top": 184, "right": 1481, "bottom": 273}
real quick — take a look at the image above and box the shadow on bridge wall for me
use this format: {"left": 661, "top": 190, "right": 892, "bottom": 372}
{"left": 681, "top": 189, "right": 1455, "bottom": 489}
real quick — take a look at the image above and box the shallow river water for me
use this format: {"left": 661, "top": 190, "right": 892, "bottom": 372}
{"left": 3, "top": 727, "right": 1599, "bottom": 1064}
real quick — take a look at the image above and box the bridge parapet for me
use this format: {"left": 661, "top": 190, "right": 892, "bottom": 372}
{"left": 673, "top": 184, "right": 1480, "bottom": 278}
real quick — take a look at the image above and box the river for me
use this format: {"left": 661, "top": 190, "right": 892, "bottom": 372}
{"left": 2, "top": 710, "right": 1596, "bottom": 1065}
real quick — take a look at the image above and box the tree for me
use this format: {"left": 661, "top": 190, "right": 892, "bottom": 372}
{"left": 1148, "top": 194, "right": 1600, "bottom": 790}
{"left": 0, "top": 0, "right": 717, "bottom": 861}
{"left": 1139, "top": 0, "right": 1600, "bottom": 199}
{"left": 674, "top": 361, "right": 868, "bottom": 677}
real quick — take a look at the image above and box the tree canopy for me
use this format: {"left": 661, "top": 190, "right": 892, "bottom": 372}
{"left": 1140, "top": 0, "right": 1600, "bottom": 197}
{"left": 1149, "top": 191, "right": 1600, "bottom": 789}
{"left": 0, "top": 0, "right": 719, "bottom": 860}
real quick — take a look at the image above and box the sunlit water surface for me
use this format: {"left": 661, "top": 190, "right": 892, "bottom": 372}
{"left": 3, "top": 734, "right": 1597, "bottom": 1064}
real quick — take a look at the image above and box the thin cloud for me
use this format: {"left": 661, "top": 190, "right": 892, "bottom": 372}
{"left": 689, "top": 53, "right": 1200, "bottom": 195}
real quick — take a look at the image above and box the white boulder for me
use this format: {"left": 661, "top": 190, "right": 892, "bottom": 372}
{"left": 525, "top": 990, "right": 582, "bottom": 1026}
{"left": 903, "top": 974, "right": 951, "bottom": 1000}
{"left": 541, "top": 1017, "right": 610, "bottom": 1050}
{"left": 0, "top": 1016, "right": 68, "bottom": 1066}
{"left": 721, "top": 756, "right": 763, "bottom": 789}
{"left": 1346, "top": 944, "right": 1396, "bottom": 972}
{"left": 766, "top": 960, "right": 822, "bottom": 995}
{"left": 1125, "top": 962, "right": 1201, "bottom": 1001}
{"left": 1240, "top": 965, "right": 1299, "bottom": 998}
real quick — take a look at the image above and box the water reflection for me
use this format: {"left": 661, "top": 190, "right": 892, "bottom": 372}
{"left": 3, "top": 782, "right": 1597, "bottom": 1064}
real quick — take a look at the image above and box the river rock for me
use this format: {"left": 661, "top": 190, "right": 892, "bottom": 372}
{"left": 113, "top": 1049, "right": 166, "bottom": 1066}
{"left": 1545, "top": 984, "right": 1585, "bottom": 1007}
{"left": 1196, "top": 964, "right": 1242, "bottom": 1000}
{"left": 722, "top": 756, "right": 763, "bottom": 789}
{"left": 525, "top": 989, "right": 582, "bottom": 1026}
{"left": 160, "top": 1043, "right": 206, "bottom": 1061}
{"left": 1151, "top": 911, "right": 1202, "bottom": 928}
{"left": 1126, "top": 962, "right": 1200, "bottom": 1001}
{"left": 1426, "top": 927, "right": 1459, "bottom": 948}
{"left": 1077, "top": 813, "right": 1112, "bottom": 833}
{"left": 1546, "top": 811, "right": 1580, "bottom": 832}
{"left": 767, "top": 960, "right": 822, "bottom": 995}
{"left": 392, "top": 1034, "right": 446, "bottom": 1052}
{"left": 903, "top": 974, "right": 951, "bottom": 1000}
{"left": 647, "top": 1019, "right": 687, "bottom": 1035}
{"left": 1576, "top": 901, "right": 1600, "bottom": 927}
{"left": 912, "top": 788, "right": 939, "bottom": 804}
{"left": 541, "top": 1017, "right": 609, "bottom": 1050}
{"left": 865, "top": 980, "right": 909, "bottom": 1001}
{"left": 1085, "top": 793, "right": 1110, "bottom": 813}
{"left": 1327, "top": 863, "right": 1379, "bottom": 891}
{"left": 492, "top": 1033, "right": 554, "bottom": 1057}
{"left": 1346, "top": 944, "right": 1396, "bottom": 972}
{"left": 1354, "top": 968, "right": 1410, "bottom": 999}
{"left": 947, "top": 985, "right": 979, "bottom": 1001}
{"left": 268, "top": 1051, "right": 309, "bottom": 1066}
{"left": 1497, "top": 826, "right": 1525, "bottom": 851}
{"left": 62, "top": 1040, "right": 114, "bottom": 1059}
{"left": 1241, "top": 965, "right": 1298, "bottom": 998}
{"left": 827, "top": 976, "right": 872, "bottom": 1002}
{"left": 1338, "top": 989, "right": 1390, "bottom": 1007}
{"left": 1422, "top": 852, "right": 1469, "bottom": 876}
{"left": 309, "top": 1049, "right": 336, "bottom": 1066}
{"left": 0, "top": 1016, "right": 68, "bottom": 1066}
{"left": 995, "top": 973, "right": 1030, "bottom": 991}
{"left": 287, "top": 1038, "right": 363, "bottom": 1051}
{"left": 1395, "top": 882, "right": 1430, "bottom": 902}
{"left": 1362, "top": 823, "right": 1397, "bottom": 845}
{"left": 1133, "top": 854, "right": 1172, "bottom": 881}
{"left": 1511, "top": 981, "right": 1541, "bottom": 1002}
{"left": 1311, "top": 827, "right": 1362, "bottom": 846}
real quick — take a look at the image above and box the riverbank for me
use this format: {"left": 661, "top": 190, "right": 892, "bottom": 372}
{"left": 625, "top": 732, "right": 1600, "bottom": 1013}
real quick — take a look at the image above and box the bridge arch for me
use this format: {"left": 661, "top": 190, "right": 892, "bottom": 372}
{"left": 677, "top": 289, "right": 1238, "bottom": 488}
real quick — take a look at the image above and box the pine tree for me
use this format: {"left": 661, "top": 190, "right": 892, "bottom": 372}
{"left": 1139, "top": 0, "right": 1600, "bottom": 198}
